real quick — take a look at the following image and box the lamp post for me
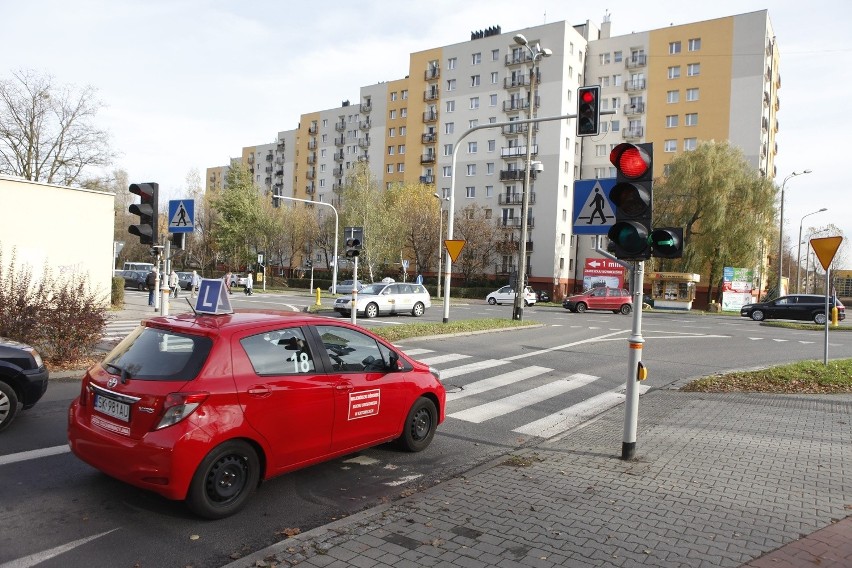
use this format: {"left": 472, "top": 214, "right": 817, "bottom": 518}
{"left": 433, "top": 192, "right": 447, "bottom": 298}
{"left": 511, "top": 33, "right": 551, "bottom": 321}
{"left": 272, "top": 195, "right": 339, "bottom": 294}
{"left": 776, "top": 169, "right": 812, "bottom": 295}
{"left": 796, "top": 208, "right": 827, "bottom": 293}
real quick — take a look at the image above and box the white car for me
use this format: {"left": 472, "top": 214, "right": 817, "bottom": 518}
{"left": 329, "top": 279, "right": 365, "bottom": 295}
{"left": 229, "top": 274, "right": 248, "bottom": 287}
{"left": 334, "top": 282, "right": 431, "bottom": 318}
{"left": 486, "top": 285, "right": 536, "bottom": 306}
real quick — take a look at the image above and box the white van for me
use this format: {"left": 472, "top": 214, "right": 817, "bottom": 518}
{"left": 123, "top": 262, "right": 154, "bottom": 272}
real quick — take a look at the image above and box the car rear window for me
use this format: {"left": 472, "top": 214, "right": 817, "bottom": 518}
{"left": 102, "top": 326, "right": 213, "bottom": 381}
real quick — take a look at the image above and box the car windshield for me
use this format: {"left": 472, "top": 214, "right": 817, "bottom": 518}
{"left": 359, "top": 284, "right": 385, "bottom": 295}
{"left": 102, "top": 326, "right": 213, "bottom": 381}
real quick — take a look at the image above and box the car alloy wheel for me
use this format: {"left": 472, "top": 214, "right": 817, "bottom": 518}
{"left": 412, "top": 302, "right": 425, "bottom": 317}
{"left": 750, "top": 309, "right": 765, "bottom": 321}
{"left": 487, "top": 297, "right": 496, "bottom": 305}
{"left": 814, "top": 313, "right": 827, "bottom": 325}
{"left": 620, "top": 304, "right": 632, "bottom": 315}
{"left": 575, "top": 303, "right": 588, "bottom": 313}
{"left": 365, "top": 303, "right": 379, "bottom": 319}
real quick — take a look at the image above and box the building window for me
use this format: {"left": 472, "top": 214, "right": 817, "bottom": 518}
{"left": 442, "top": 166, "right": 452, "bottom": 177}
{"left": 486, "top": 163, "right": 494, "bottom": 174}
{"left": 491, "top": 71, "right": 498, "bottom": 84}
{"left": 387, "top": 146, "right": 394, "bottom": 155}
{"left": 471, "top": 75, "right": 480, "bottom": 87}
{"left": 614, "top": 50, "right": 622, "bottom": 62}
{"left": 399, "top": 126, "right": 406, "bottom": 135}
{"left": 443, "top": 144, "right": 453, "bottom": 156}
{"left": 389, "top": 109, "right": 397, "bottom": 119}
{"left": 562, "top": 209, "right": 567, "bottom": 221}
{"left": 664, "top": 139, "right": 677, "bottom": 152}
{"left": 687, "top": 63, "right": 700, "bottom": 76}
{"left": 446, "top": 100, "right": 455, "bottom": 112}
{"left": 386, "top": 164, "right": 393, "bottom": 173}
{"left": 613, "top": 75, "right": 622, "bottom": 86}
{"left": 468, "top": 141, "right": 477, "bottom": 153}
{"left": 466, "top": 186, "right": 475, "bottom": 198}
{"left": 669, "top": 41, "right": 681, "bottom": 54}
{"left": 667, "top": 90, "right": 680, "bottom": 103}
{"left": 688, "top": 38, "right": 701, "bottom": 51}
{"left": 486, "top": 185, "right": 494, "bottom": 197}
{"left": 445, "top": 122, "right": 454, "bottom": 134}
{"left": 466, "top": 164, "right": 476, "bottom": 176}
{"left": 684, "top": 138, "right": 697, "bottom": 151}
{"left": 666, "top": 115, "right": 679, "bottom": 128}
{"left": 391, "top": 91, "right": 398, "bottom": 101}
{"left": 490, "top": 94, "right": 498, "bottom": 106}
{"left": 686, "top": 88, "right": 699, "bottom": 101}
{"left": 595, "top": 144, "right": 606, "bottom": 157}
{"left": 398, "top": 145, "right": 405, "bottom": 154}
{"left": 400, "top": 108, "right": 407, "bottom": 117}
{"left": 470, "top": 97, "right": 480, "bottom": 109}
{"left": 492, "top": 49, "right": 499, "bottom": 61}
{"left": 388, "top": 127, "right": 395, "bottom": 137}
{"left": 448, "top": 57, "right": 457, "bottom": 70}
{"left": 397, "top": 163, "right": 404, "bottom": 172}
{"left": 469, "top": 119, "right": 478, "bottom": 128}
{"left": 668, "top": 66, "right": 681, "bottom": 79}
{"left": 599, "top": 52, "right": 611, "bottom": 65}
{"left": 685, "top": 113, "right": 698, "bottom": 126}
{"left": 401, "top": 89, "right": 408, "bottom": 99}
{"left": 472, "top": 52, "right": 481, "bottom": 65}
{"left": 447, "top": 79, "right": 456, "bottom": 91}
{"left": 594, "top": 167, "right": 608, "bottom": 179}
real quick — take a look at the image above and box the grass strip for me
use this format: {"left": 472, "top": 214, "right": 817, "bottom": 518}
{"left": 682, "top": 358, "right": 852, "bottom": 393}
{"left": 371, "top": 318, "right": 538, "bottom": 343}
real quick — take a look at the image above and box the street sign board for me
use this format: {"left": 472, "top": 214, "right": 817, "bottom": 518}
{"left": 573, "top": 179, "right": 616, "bottom": 235}
{"left": 168, "top": 199, "right": 195, "bottom": 233}
{"left": 444, "top": 240, "right": 466, "bottom": 263}
{"left": 811, "top": 236, "right": 843, "bottom": 270}
{"left": 195, "top": 278, "right": 233, "bottom": 315}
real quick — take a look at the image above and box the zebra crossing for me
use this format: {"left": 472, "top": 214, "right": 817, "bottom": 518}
{"left": 402, "top": 346, "right": 650, "bottom": 439}
{"left": 101, "top": 319, "right": 142, "bottom": 343}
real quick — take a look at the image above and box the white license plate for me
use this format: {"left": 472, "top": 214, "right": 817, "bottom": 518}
{"left": 94, "top": 394, "right": 130, "bottom": 422}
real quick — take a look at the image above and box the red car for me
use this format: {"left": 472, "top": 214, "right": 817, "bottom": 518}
{"left": 562, "top": 287, "right": 633, "bottom": 314}
{"left": 67, "top": 310, "right": 445, "bottom": 519}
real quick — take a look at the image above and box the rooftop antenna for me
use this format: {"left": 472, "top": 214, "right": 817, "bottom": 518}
{"left": 543, "top": 10, "right": 547, "bottom": 24}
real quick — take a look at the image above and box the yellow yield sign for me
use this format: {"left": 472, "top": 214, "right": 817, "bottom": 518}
{"left": 444, "top": 239, "right": 466, "bottom": 263}
{"left": 811, "top": 236, "right": 843, "bottom": 270}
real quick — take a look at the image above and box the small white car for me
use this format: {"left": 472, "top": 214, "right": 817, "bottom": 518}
{"left": 486, "top": 285, "right": 536, "bottom": 306}
{"left": 334, "top": 282, "right": 431, "bottom": 318}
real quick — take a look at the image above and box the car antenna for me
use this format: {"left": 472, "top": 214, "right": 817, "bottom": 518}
{"left": 185, "top": 298, "right": 198, "bottom": 315}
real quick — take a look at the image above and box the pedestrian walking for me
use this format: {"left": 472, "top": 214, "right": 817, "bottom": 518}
{"left": 225, "top": 272, "right": 233, "bottom": 295}
{"left": 190, "top": 270, "right": 200, "bottom": 299}
{"left": 244, "top": 272, "right": 253, "bottom": 295}
{"left": 146, "top": 268, "right": 158, "bottom": 306}
{"left": 169, "top": 269, "right": 179, "bottom": 298}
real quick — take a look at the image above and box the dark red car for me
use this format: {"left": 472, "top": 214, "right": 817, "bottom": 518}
{"left": 67, "top": 310, "right": 445, "bottom": 519}
{"left": 562, "top": 287, "right": 633, "bottom": 314}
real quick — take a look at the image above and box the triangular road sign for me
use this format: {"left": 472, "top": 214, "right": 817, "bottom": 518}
{"left": 811, "top": 236, "right": 842, "bottom": 270}
{"left": 444, "top": 239, "right": 466, "bottom": 263}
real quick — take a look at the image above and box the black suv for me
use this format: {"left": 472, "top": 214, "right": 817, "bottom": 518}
{"left": 740, "top": 294, "right": 846, "bottom": 325}
{"left": 0, "top": 337, "right": 49, "bottom": 432}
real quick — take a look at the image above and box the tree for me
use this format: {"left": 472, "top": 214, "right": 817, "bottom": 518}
{"left": 652, "top": 141, "right": 776, "bottom": 302}
{"left": 0, "top": 69, "right": 115, "bottom": 186}
{"left": 453, "top": 205, "right": 498, "bottom": 281}
{"left": 386, "top": 182, "right": 441, "bottom": 275}
{"left": 211, "top": 163, "right": 264, "bottom": 269}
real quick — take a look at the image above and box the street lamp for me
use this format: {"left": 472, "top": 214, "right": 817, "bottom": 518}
{"left": 511, "top": 33, "right": 551, "bottom": 321}
{"left": 796, "top": 207, "right": 827, "bottom": 293}
{"left": 272, "top": 195, "right": 339, "bottom": 294}
{"left": 433, "top": 192, "right": 448, "bottom": 298}
{"left": 776, "top": 169, "right": 812, "bottom": 295}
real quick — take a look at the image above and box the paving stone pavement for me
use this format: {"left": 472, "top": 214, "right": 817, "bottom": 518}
{"left": 223, "top": 390, "right": 852, "bottom": 568}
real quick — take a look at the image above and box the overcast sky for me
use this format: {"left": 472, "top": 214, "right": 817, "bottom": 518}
{"left": 3, "top": 0, "right": 849, "bottom": 266}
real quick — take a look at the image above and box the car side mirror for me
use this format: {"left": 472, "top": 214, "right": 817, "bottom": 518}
{"left": 388, "top": 350, "right": 402, "bottom": 371}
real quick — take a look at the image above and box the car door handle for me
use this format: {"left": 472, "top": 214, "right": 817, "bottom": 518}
{"left": 247, "top": 386, "right": 271, "bottom": 396}
{"left": 335, "top": 382, "right": 353, "bottom": 391}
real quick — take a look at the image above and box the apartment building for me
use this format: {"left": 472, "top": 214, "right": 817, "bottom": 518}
{"left": 207, "top": 10, "right": 778, "bottom": 297}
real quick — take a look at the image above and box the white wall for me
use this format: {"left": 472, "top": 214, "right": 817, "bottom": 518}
{"left": 0, "top": 175, "right": 115, "bottom": 303}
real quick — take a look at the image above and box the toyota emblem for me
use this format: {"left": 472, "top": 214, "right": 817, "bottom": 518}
{"left": 107, "top": 378, "right": 118, "bottom": 388}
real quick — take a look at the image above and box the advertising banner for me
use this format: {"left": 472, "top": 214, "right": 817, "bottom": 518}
{"left": 721, "top": 267, "right": 755, "bottom": 311}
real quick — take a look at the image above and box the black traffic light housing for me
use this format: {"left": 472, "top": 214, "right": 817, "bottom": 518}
{"left": 607, "top": 143, "right": 653, "bottom": 260}
{"left": 129, "top": 182, "right": 159, "bottom": 245}
{"left": 345, "top": 238, "right": 361, "bottom": 258}
{"left": 576, "top": 85, "right": 601, "bottom": 137}
{"left": 650, "top": 227, "right": 684, "bottom": 259}
{"left": 171, "top": 232, "right": 184, "bottom": 250}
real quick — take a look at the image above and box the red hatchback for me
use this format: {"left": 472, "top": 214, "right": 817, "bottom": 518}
{"left": 67, "top": 310, "right": 445, "bottom": 519}
{"left": 562, "top": 287, "right": 633, "bottom": 315}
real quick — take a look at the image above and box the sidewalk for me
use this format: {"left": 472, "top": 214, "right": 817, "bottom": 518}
{"left": 224, "top": 389, "right": 852, "bottom": 568}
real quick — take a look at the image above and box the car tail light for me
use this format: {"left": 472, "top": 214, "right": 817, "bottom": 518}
{"left": 155, "top": 392, "right": 209, "bottom": 430}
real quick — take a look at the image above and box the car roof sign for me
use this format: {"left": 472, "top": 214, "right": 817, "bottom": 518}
{"left": 195, "top": 278, "right": 233, "bottom": 315}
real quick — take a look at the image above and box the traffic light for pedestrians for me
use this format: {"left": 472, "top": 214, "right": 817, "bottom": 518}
{"left": 649, "top": 227, "right": 684, "bottom": 259}
{"left": 345, "top": 237, "right": 361, "bottom": 258}
{"left": 607, "top": 143, "right": 653, "bottom": 260}
{"left": 128, "top": 182, "right": 159, "bottom": 245}
{"left": 576, "top": 85, "right": 601, "bottom": 137}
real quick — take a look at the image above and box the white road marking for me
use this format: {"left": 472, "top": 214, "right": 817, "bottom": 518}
{"left": 417, "top": 353, "right": 472, "bottom": 365}
{"left": 446, "top": 366, "right": 552, "bottom": 402}
{"left": 0, "top": 529, "right": 119, "bottom": 568}
{"left": 504, "top": 330, "right": 628, "bottom": 361}
{"left": 0, "top": 445, "right": 69, "bottom": 466}
{"left": 342, "top": 456, "right": 380, "bottom": 466}
{"left": 439, "top": 359, "right": 508, "bottom": 379}
{"left": 383, "top": 474, "right": 423, "bottom": 487}
{"left": 401, "top": 348, "right": 434, "bottom": 356}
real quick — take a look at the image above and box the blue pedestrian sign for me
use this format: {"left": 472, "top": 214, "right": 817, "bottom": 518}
{"left": 572, "top": 179, "right": 616, "bottom": 235}
{"left": 195, "top": 278, "right": 233, "bottom": 315}
{"left": 168, "top": 199, "right": 195, "bottom": 233}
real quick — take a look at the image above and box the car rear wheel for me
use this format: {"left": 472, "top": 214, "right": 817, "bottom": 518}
{"left": 487, "top": 297, "right": 496, "bottom": 305}
{"left": 397, "top": 397, "right": 438, "bottom": 452}
{"left": 137, "top": 283, "right": 145, "bottom": 291}
{"left": 365, "top": 303, "right": 379, "bottom": 319}
{"left": 620, "top": 304, "right": 632, "bottom": 315}
{"left": 186, "top": 440, "right": 260, "bottom": 520}
{"left": 575, "top": 302, "right": 588, "bottom": 313}
{"left": 411, "top": 302, "right": 425, "bottom": 317}
{"left": 0, "top": 381, "right": 20, "bottom": 433}
{"left": 814, "top": 312, "right": 827, "bottom": 325}
{"left": 750, "top": 309, "right": 765, "bottom": 321}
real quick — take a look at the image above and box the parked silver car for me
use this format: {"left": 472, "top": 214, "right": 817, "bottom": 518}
{"left": 334, "top": 282, "right": 431, "bottom": 318}
{"left": 329, "top": 279, "right": 365, "bottom": 295}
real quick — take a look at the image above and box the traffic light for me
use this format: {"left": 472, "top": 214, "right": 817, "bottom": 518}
{"left": 171, "top": 232, "right": 184, "bottom": 250}
{"left": 576, "top": 85, "right": 601, "bottom": 137}
{"left": 345, "top": 237, "right": 361, "bottom": 258}
{"left": 607, "top": 143, "right": 653, "bottom": 260}
{"left": 649, "top": 227, "right": 684, "bottom": 259}
{"left": 128, "top": 182, "right": 159, "bottom": 245}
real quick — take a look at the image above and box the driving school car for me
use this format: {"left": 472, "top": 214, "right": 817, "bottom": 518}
{"left": 67, "top": 310, "right": 445, "bottom": 519}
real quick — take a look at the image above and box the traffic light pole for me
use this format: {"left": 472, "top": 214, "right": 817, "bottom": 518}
{"left": 351, "top": 256, "right": 358, "bottom": 326}
{"left": 622, "top": 260, "right": 645, "bottom": 460}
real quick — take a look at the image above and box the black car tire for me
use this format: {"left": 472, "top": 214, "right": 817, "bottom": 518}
{"left": 487, "top": 297, "right": 497, "bottom": 305}
{"left": 575, "top": 302, "right": 588, "bottom": 313}
{"left": 365, "top": 303, "right": 379, "bottom": 319}
{"left": 620, "top": 304, "right": 632, "bottom": 315}
{"left": 137, "top": 283, "right": 145, "bottom": 291}
{"left": 0, "top": 381, "right": 20, "bottom": 433}
{"left": 412, "top": 302, "right": 425, "bottom": 317}
{"left": 814, "top": 312, "right": 827, "bottom": 325}
{"left": 186, "top": 440, "right": 260, "bottom": 519}
{"left": 397, "top": 397, "right": 438, "bottom": 452}
{"left": 750, "top": 309, "right": 765, "bottom": 321}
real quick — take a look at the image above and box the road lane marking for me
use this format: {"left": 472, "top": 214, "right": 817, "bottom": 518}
{"left": 503, "top": 330, "right": 628, "bottom": 361}
{"left": 439, "top": 359, "right": 508, "bottom": 379}
{"left": 0, "top": 529, "right": 120, "bottom": 568}
{"left": 402, "top": 348, "right": 434, "bottom": 356}
{"left": 446, "top": 366, "right": 552, "bottom": 402}
{"left": 416, "top": 353, "right": 472, "bottom": 365}
{"left": 0, "top": 445, "right": 69, "bottom": 466}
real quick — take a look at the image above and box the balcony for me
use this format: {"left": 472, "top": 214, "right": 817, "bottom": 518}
{"left": 419, "top": 175, "right": 434, "bottom": 184}
{"left": 265, "top": 154, "right": 273, "bottom": 161}
{"left": 306, "top": 153, "right": 317, "bottom": 164}
{"left": 308, "top": 140, "right": 317, "bottom": 150}
{"left": 334, "top": 135, "right": 345, "bottom": 147}
{"left": 623, "top": 102, "right": 646, "bottom": 116}
{"left": 275, "top": 170, "right": 283, "bottom": 177}
{"left": 499, "top": 170, "right": 536, "bottom": 182}
{"left": 334, "top": 151, "right": 344, "bottom": 162}
{"left": 625, "top": 54, "right": 647, "bottom": 69}
{"left": 333, "top": 166, "right": 344, "bottom": 177}
{"left": 335, "top": 121, "right": 345, "bottom": 132}
{"left": 275, "top": 157, "right": 284, "bottom": 165}
{"left": 277, "top": 138, "right": 286, "bottom": 149}
{"left": 420, "top": 154, "right": 436, "bottom": 164}
{"left": 358, "top": 138, "right": 370, "bottom": 148}
{"left": 502, "top": 97, "right": 539, "bottom": 112}
{"left": 423, "top": 110, "right": 438, "bottom": 123}
{"left": 361, "top": 102, "right": 372, "bottom": 113}
{"left": 500, "top": 145, "right": 538, "bottom": 158}
{"left": 265, "top": 166, "right": 273, "bottom": 173}
{"left": 424, "top": 67, "right": 440, "bottom": 80}
{"left": 501, "top": 123, "right": 538, "bottom": 135}
{"left": 332, "top": 181, "right": 344, "bottom": 193}
{"left": 496, "top": 240, "right": 533, "bottom": 253}
{"left": 505, "top": 52, "right": 533, "bottom": 66}
{"left": 423, "top": 90, "right": 439, "bottom": 101}
{"left": 308, "top": 125, "right": 318, "bottom": 134}
{"left": 305, "top": 183, "right": 315, "bottom": 194}
{"left": 359, "top": 120, "right": 371, "bottom": 131}
{"left": 625, "top": 79, "right": 646, "bottom": 92}
{"left": 498, "top": 192, "right": 535, "bottom": 205}
{"left": 357, "top": 154, "right": 369, "bottom": 162}
{"left": 421, "top": 132, "right": 437, "bottom": 144}
{"left": 306, "top": 169, "right": 316, "bottom": 180}
{"left": 503, "top": 76, "right": 528, "bottom": 89}
{"left": 622, "top": 127, "right": 644, "bottom": 140}
{"left": 498, "top": 217, "right": 534, "bottom": 229}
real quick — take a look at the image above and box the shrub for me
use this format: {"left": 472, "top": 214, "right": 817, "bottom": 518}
{"left": 0, "top": 247, "right": 109, "bottom": 365}
{"left": 111, "top": 276, "right": 125, "bottom": 307}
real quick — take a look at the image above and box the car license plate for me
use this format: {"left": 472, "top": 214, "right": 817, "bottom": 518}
{"left": 94, "top": 394, "right": 130, "bottom": 422}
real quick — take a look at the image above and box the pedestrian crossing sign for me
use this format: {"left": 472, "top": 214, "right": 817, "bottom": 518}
{"left": 572, "top": 179, "right": 616, "bottom": 235}
{"left": 195, "top": 278, "right": 233, "bottom": 315}
{"left": 168, "top": 199, "right": 195, "bottom": 233}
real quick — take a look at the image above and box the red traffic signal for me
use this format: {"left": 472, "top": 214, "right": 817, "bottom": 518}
{"left": 609, "top": 143, "right": 651, "bottom": 179}
{"left": 576, "top": 85, "right": 601, "bottom": 137}
{"left": 128, "top": 182, "right": 159, "bottom": 245}
{"left": 607, "top": 143, "right": 653, "bottom": 260}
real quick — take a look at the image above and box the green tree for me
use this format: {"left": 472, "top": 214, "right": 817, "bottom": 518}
{"left": 652, "top": 141, "right": 776, "bottom": 302}
{"left": 386, "top": 182, "right": 441, "bottom": 275}
{"left": 453, "top": 204, "right": 497, "bottom": 281}
{"left": 211, "top": 163, "right": 264, "bottom": 269}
